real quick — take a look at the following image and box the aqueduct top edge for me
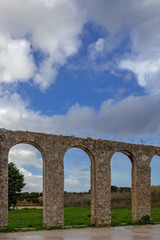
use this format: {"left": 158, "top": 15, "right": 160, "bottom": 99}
{"left": 0, "top": 128, "right": 160, "bottom": 164}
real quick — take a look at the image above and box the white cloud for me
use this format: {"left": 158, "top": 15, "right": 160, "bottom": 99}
{"left": 20, "top": 168, "right": 42, "bottom": 193}
{"left": 34, "top": 57, "right": 58, "bottom": 91}
{"left": 85, "top": 0, "right": 160, "bottom": 93}
{"left": 1, "top": 92, "right": 160, "bottom": 140}
{"left": 88, "top": 38, "right": 105, "bottom": 60}
{"left": 97, "top": 95, "right": 160, "bottom": 136}
{"left": 0, "top": 0, "right": 87, "bottom": 90}
{"left": 94, "top": 38, "right": 105, "bottom": 53}
{"left": 86, "top": 0, "right": 160, "bottom": 37}
{"left": 0, "top": 0, "right": 160, "bottom": 92}
{"left": 64, "top": 175, "right": 90, "bottom": 192}
{"left": 119, "top": 57, "right": 160, "bottom": 94}
{"left": 118, "top": 10, "right": 160, "bottom": 93}
{"left": 0, "top": 34, "right": 35, "bottom": 83}
{"left": 9, "top": 144, "right": 42, "bottom": 169}
{"left": 67, "top": 103, "right": 95, "bottom": 128}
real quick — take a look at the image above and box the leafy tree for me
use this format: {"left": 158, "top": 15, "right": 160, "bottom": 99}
{"left": 8, "top": 162, "right": 26, "bottom": 209}
{"left": 111, "top": 185, "right": 119, "bottom": 192}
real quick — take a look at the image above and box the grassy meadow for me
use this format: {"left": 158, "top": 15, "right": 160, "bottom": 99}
{"left": 5, "top": 207, "right": 91, "bottom": 232}
{"left": 0, "top": 204, "right": 158, "bottom": 233}
{"left": 1, "top": 186, "right": 160, "bottom": 233}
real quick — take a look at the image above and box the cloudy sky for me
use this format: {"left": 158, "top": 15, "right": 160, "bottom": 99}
{"left": 1, "top": 0, "right": 160, "bottom": 192}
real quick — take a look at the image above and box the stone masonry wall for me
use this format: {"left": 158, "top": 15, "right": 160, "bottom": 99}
{"left": 0, "top": 128, "right": 160, "bottom": 229}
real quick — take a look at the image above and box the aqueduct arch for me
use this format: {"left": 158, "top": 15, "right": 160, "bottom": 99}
{"left": 0, "top": 128, "right": 158, "bottom": 229}
{"left": 63, "top": 145, "right": 96, "bottom": 225}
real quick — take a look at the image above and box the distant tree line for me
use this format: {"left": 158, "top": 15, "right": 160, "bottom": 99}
{"left": 65, "top": 187, "right": 131, "bottom": 194}
{"left": 64, "top": 190, "right": 90, "bottom": 194}
{"left": 111, "top": 185, "right": 131, "bottom": 193}
{"left": 18, "top": 192, "right": 43, "bottom": 204}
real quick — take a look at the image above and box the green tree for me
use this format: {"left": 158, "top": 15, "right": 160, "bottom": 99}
{"left": 8, "top": 162, "right": 26, "bottom": 209}
{"left": 111, "top": 185, "right": 119, "bottom": 192}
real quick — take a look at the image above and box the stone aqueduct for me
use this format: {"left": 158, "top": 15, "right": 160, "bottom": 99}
{"left": 0, "top": 128, "right": 160, "bottom": 229}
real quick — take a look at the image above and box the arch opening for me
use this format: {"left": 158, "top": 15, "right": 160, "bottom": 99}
{"left": 150, "top": 155, "right": 160, "bottom": 223}
{"left": 8, "top": 143, "right": 44, "bottom": 228}
{"left": 111, "top": 152, "right": 132, "bottom": 225}
{"left": 63, "top": 147, "right": 94, "bottom": 226}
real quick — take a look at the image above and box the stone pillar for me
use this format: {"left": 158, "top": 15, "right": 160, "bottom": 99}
{"left": 90, "top": 159, "right": 96, "bottom": 225}
{"left": 0, "top": 144, "right": 9, "bottom": 229}
{"left": 93, "top": 153, "right": 111, "bottom": 226}
{"left": 132, "top": 160, "right": 151, "bottom": 222}
{"left": 43, "top": 148, "right": 64, "bottom": 228}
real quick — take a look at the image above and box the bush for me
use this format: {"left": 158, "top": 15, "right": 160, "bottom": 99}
{"left": 137, "top": 215, "right": 151, "bottom": 225}
{"left": 18, "top": 192, "right": 42, "bottom": 205}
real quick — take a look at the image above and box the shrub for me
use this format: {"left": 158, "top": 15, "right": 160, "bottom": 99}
{"left": 137, "top": 215, "right": 151, "bottom": 225}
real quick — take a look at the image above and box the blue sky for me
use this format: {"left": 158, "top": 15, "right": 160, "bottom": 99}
{"left": 1, "top": 0, "right": 160, "bottom": 192}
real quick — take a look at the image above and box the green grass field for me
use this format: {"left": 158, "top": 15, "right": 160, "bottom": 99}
{"left": 8, "top": 208, "right": 43, "bottom": 230}
{"left": 111, "top": 206, "right": 132, "bottom": 226}
{"left": 6, "top": 207, "right": 91, "bottom": 232}
{"left": 64, "top": 207, "right": 91, "bottom": 226}
{"left": 0, "top": 205, "right": 160, "bottom": 233}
